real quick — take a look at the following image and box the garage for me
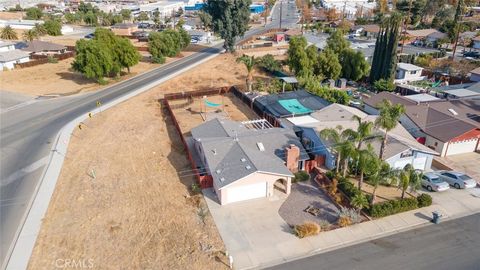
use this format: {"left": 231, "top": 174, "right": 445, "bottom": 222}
{"left": 446, "top": 138, "right": 478, "bottom": 156}
{"left": 393, "top": 159, "right": 411, "bottom": 169}
{"left": 224, "top": 182, "right": 267, "bottom": 204}
{"left": 412, "top": 157, "right": 427, "bottom": 170}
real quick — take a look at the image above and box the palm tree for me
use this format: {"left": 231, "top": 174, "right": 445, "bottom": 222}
{"left": 319, "top": 125, "right": 349, "bottom": 174}
{"left": 23, "top": 29, "right": 39, "bottom": 42}
{"left": 0, "top": 25, "right": 18, "bottom": 40}
{"left": 375, "top": 99, "right": 406, "bottom": 159}
{"left": 354, "top": 144, "right": 376, "bottom": 190}
{"left": 344, "top": 116, "right": 375, "bottom": 150}
{"left": 338, "top": 141, "right": 356, "bottom": 177}
{"left": 236, "top": 54, "right": 257, "bottom": 92}
{"left": 398, "top": 164, "right": 422, "bottom": 199}
{"left": 368, "top": 160, "right": 391, "bottom": 205}
{"left": 33, "top": 23, "right": 47, "bottom": 36}
{"left": 351, "top": 193, "right": 369, "bottom": 214}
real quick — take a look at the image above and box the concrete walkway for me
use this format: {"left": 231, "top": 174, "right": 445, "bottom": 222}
{"left": 204, "top": 187, "right": 480, "bottom": 270}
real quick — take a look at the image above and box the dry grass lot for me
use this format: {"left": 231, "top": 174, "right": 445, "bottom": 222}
{"left": 0, "top": 11, "right": 23, "bottom": 20}
{"left": 347, "top": 178, "right": 414, "bottom": 203}
{"left": 28, "top": 53, "right": 247, "bottom": 270}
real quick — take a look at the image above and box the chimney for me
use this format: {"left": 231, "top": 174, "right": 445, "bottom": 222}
{"left": 285, "top": 144, "right": 300, "bottom": 173}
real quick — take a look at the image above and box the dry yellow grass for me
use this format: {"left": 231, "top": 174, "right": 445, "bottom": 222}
{"left": 27, "top": 53, "right": 247, "bottom": 270}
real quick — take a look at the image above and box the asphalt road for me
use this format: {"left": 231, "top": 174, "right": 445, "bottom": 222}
{"left": 267, "top": 213, "right": 480, "bottom": 270}
{"left": 0, "top": 1, "right": 298, "bottom": 267}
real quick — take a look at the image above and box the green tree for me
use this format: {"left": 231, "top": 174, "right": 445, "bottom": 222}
{"left": 148, "top": 29, "right": 190, "bottom": 63}
{"left": 23, "top": 29, "right": 39, "bottom": 41}
{"left": 33, "top": 23, "right": 47, "bottom": 36}
{"left": 258, "top": 54, "right": 281, "bottom": 73}
{"left": 204, "top": 0, "right": 252, "bottom": 52}
{"left": 236, "top": 55, "right": 258, "bottom": 92}
{"left": 72, "top": 39, "right": 114, "bottom": 82}
{"left": 354, "top": 144, "right": 376, "bottom": 190}
{"left": 396, "top": 0, "right": 426, "bottom": 26}
{"left": 320, "top": 126, "right": 351, "bottom": 174}
{"left": 198, "top": 10, "right": 212, "bottom": 31}
{"left": 373, "top": 78, "right": 395, "bottom": 92}
{"left": 287, "top": 36, "right": 312, "bottom": 77}
{"left": 326, "top": 30, "right": 350, "bottom": 55}
{"left": 0, "top": 25, "right": 18, "bottom": 40}
{"left": 339, "top": 141, "right": 356, "bottom": 177}
{"left": 136, "top": 11, "right": 149, "bottom": 22}
{"left": 83, "top": 11, "right": 98, "bottom": 26}
{"left": 315, "top": 48, "right": 341, "bottom": 79}
{"left": 351, "top": 193, "right": 369, "bottom": 214}
{"left": 398, "top": 164, "right": 422, "bottom": 199}
{"left": 25, "top": 7, "right": 43, "bottom": 20}
{"left": 44, "top": 19, "right": 62, "bottom": 36}
{"left": 370, "top": 12, "right": 403, "bottom": 83}
{"left": 374, "top": 99, "right": 406, "bottom": 160}
{"left": 64, "top": 12, "right": 82, "bottom": 24}
{"left": 115, "top": 37, "right": 141, "bottom": 73}
{"left": 120, "top": 9, "right": 131, "bottom": 22}
{"left": 340, "top": 49, "right": 369, "bottom": 81}
{"left": 368, "top": 160, "right": 392, "bottom": 205}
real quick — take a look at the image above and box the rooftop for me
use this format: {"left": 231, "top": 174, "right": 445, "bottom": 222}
{"left": 17, "top": 40, "right": 66, "bottom": 53}
{"left": 397, "top": 62, "right": 423, "bottom": 71}
{"left": 443, "top": 89, "right": 480, "bottom": 98}
{"left": 0, "top": 49, "right": 30, "bottom": 62}
{"left": 404, "top": 93, "right": 441, "bottom": 103}
{"left": 191, "top": 119, "right": 308, "bottom": 188}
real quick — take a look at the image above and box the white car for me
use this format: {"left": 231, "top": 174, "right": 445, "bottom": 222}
{"left": 422, "top": 172, "right": 449, "bottom": 192}
{"left": 437, "top": 171, "right": 477, "bottom": 189}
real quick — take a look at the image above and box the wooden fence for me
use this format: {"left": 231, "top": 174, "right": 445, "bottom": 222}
{"left": 15, "top": 51, "right": 75, "bottom": 69}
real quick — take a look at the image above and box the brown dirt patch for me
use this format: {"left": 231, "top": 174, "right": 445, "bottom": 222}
{"left": 347, "top": 178, "right": 414, "bottom": 203}
{"left": 0, "top": 11, "right": 23, "bottom": 20}
{"left": 27, "top": 54, "right": 246, "bottom": 270}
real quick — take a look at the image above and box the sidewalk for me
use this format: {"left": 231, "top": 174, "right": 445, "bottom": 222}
{"left": 204, "top": 187, "right": 480, "bottom": 270}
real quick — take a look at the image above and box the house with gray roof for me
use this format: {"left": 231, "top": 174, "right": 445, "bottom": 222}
{"left": 0, "top": 41, "right": 30, "bottom": 70}
{"left": 288, "top": 103, "right": 438, "bottom": 171}
{"left": 17, "top": 40, "right": 67, "bottom": 55}
{"left": 191, "top": 118, "right": 309, "bottom": 205}
{"left": 364, "top": 92, "right": 480, "bottom": 156}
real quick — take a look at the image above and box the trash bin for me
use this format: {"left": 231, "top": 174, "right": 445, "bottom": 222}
{"left": 432, "top": 211, "right": 442, "bottom": 224}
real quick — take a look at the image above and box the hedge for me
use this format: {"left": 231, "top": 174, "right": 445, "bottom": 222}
{"left": 293, "top": 171, "right": 310, "bottom": 183}
{"left": 368, "top": 197, "right": 418, "bottom": 218}
{"left": 337, "top": 178, "right": 361, "bottom": 199}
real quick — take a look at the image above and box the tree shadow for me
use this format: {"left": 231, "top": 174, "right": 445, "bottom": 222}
{"left": 56, "top": 71, "right": 95, "bottom": 85}
{"left": 414, "top": 212, "right": 432, "bottom": 221}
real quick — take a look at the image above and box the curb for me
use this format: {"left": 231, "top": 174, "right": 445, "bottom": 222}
{"left": 5, "top": 49, "right": 221, "bottom": 270}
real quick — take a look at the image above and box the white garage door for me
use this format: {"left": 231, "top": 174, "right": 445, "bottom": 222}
{"left": 225, "top": 182, "right": 267, "bottom": 204}
{"left": 446, "top": 139, "right": 478, "bottom": 156}
{"left": 394, "top": 159, "right": 411, "bottom": 169}
{"left": 412, "top": 157, "right": 427, "bottom": 170}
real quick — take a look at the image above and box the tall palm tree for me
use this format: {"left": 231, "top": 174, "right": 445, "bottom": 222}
{"left": 375, "top": 99, "right": 406, "bottom": 159}
{"left": 236, "top": 54, "right": 257, "bottom": 92}
{"left": 338, "top": 141, "right": 356, "bottom": 177}
{"left": 398, "top": 164, "right": 422, "bottom": 199}
{"left": 344, "top": 116, "right": 375, "bottom": 150}
{"left": 23, "top": 29, "right": 39, "bottom": 42}
{"left": 0, "top": 25, "right": 18, "bottom": 40}
{"left": 354, "top": 144, "right": 376, "bottom": 190}
{"left": 320, "top": 125, "right": 349, "bottom": 174}
{"left": 368, "top": 160, "right": 392, "bottom": 205}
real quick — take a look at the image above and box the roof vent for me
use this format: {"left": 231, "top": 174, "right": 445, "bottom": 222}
{"left": 220, "top": 177, "right": 225, "bottom": 182}
{"left": 246, "top": 165, "right": 251, "bottom": 170}
{"left": 212, "top": 149, "right": 217, "bottom": 155}
{"left": 256, "top": 142, "right": 265, "bottom": 151}
{"left": 240, "top": 158, "right": 247, "bottom": 162}
{"left": 216, "top": 169, "right": 221, "bottom": 174}
{"left": 448, "top": 108, "right": 458, "bottom": 116}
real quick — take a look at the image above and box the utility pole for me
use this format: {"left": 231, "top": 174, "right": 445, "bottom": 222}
{"left": 264, "top": 1, "right": 268, "bottom": 27}
{"left": 452, "top": 6, "right": 464, "bottom": 59}
{"left": 279, "top": 0, "right": 283, "bottom": 29}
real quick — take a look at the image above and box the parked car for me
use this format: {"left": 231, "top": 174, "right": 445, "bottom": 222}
{"left": 84, "top": 33, "right": 94, "bottom": 39}
{"left": 422, "top": 172, "right": 450, "bottom": 192}
{"left": 437, "top": 171, "right": 477, "bottom": 189}
{"left": 463, "top": 51, "right": 480, "bottom": 59}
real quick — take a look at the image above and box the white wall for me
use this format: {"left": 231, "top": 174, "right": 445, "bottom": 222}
{"left": 0, "top": 44, "right": 15, "bottom": 52}
{"left": 0, "top": 56, "right": 29, "bottom": 71}
{"left": 396, "top": 68, "right": 423, "bottom": 80}
{"left": 425, "top": 135, "right": 447, "bottom": 156}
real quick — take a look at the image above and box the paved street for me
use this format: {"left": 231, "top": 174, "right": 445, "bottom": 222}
{"left": 268, "top": 213, "right": 480, "bottom": 270}
{"left": 0, "top": 2, "right": 298, "bottom": 267}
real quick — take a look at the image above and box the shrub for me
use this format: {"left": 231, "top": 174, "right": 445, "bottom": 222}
{"left": 417, "top": 193, "right": 432, "bottom": 208}
{"left": 336, "top": 206, "right": 361, "bottom": 224}
{"left": 47, "top": 55, "right": 58, "bottom": 63}
{"left": 294, "top": 222, "right": 321, "bottom": 238}
{"left": 293, "top": 171, "right": 309, "bottom": 183}
{"left": 318, "top": 219, "right": 331, "bottom": 231}
{"left": 337, "top": 216, "right": 352, "bottom": 227}
{"left": 369, "top": 197, "right": 418, "bottom": 218}
{"left": 337, "top": 178, "right": 361, "bottom": 199}
{"left": 191, "top": 183, "right": 201, "bottom": 194}
{"left": 328, "top": 178, "right": 338, "bottom": 196}
{"left": 325, "top": 170, "right": 335, "bottom": 180}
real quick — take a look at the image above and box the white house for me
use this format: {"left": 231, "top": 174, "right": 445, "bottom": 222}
{"left": 395, "top": 63, "right": 426, "bottom": 83}
{"left": 0, "top": 19, "right": 43, "bottom": 30}
{"left": 0, "top": 41, "right": 16, "bottom": 52}
{"left": 139, "top": 1, "right": 185, "bottom": 18}
{"left": 0, "top": 50, "right": 31, "bottom": 70}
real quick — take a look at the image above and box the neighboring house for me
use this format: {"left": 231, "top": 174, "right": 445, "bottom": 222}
{"left": 472, "top": 36, "right": 480, "bottom": 49}
{"left": 471, "top": 67, "right": 480, "bottom": 82}
{"left": 191, "top": 118, "right": 309, "bottom": 205}
{"left": 289, "top": 103, "right": 437, "bottom": 171}
{"left": 364, "top": 92, "right": 480, "bottom": 156}
{"left": 362, "top": 24, "right": 380, "bottom": 39}
{"left": 249, "top": 89, "right": 330, "bottom": 119}
{"left": 111, "top": 23, "right": 138, "bottom": 36}
{"left": 18, "top": 40, "right": 67, "bottom": 56}
{"left": 406, "top": 29, "right": 440, "bottom": 40}
{"left": 425, "top": 31, "right": 448, "bottom": 45}
{"left": 0, "top": 50, "right": 31, "bottom": 70}
{"left": 0, "top": 19, "right": 43, "bottom": 30}
{"left": 395, "top": 63, "right": 425, "bottom": 83}
{"left": 404, "top": 93, "right": 441, "bottom": 103}
{"left": 284, "top": 28, "right": 302, "bottom": 40}
{"left": 0, "top": 41, "right": 16, "bottom": 52}
{"left": 443, "top": 89, "right": 480, "bottom": 99}
{"left": 139, "top": 1, "right": 185, "bottom": 18}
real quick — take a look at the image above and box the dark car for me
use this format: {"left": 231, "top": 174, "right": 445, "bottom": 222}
{"left": 84, "top": 33, "right": 94, "bottom": 39}
{"left": 463, "top": 51, "right": 480, "bottom": 59}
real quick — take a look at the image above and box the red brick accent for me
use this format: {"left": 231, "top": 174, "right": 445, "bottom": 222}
{"left": 285, "top": 144, "right": 300, "bottom": 173}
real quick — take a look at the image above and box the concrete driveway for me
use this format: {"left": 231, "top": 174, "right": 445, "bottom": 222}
{"left": 203, "top": 189, "right": 315, "bottom": 269}
{"left": 435, "top": 152, "right": 480, "bottom": 184}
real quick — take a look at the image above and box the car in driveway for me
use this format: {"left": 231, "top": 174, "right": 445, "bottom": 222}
{"left": 437, "top": 171, "right": 477, "bottom": 189}
{"left": 422, "top": 172, "right": 450, "bottom": 192}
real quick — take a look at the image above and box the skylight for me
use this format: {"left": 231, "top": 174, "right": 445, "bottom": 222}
{"left": 448, "top": 109, "right": 458, "bottom": 116}
{"left": 256, "top": 142, "right": 265, "bottom": 151}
